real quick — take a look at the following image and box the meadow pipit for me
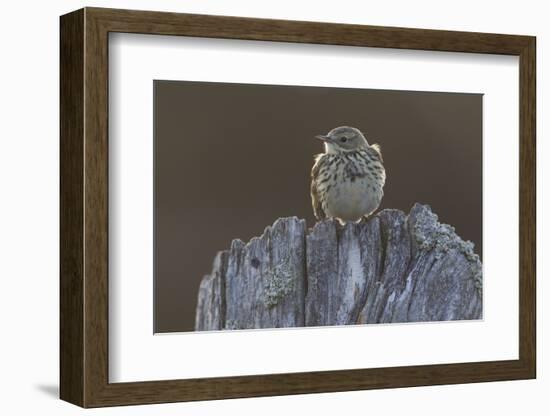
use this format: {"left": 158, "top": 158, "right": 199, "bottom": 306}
{"left": 310, "top": 126, "right": 386, "bottom": 224}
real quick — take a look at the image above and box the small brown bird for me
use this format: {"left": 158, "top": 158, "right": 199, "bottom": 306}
{"left": 310, "top": 126, "right": 385, "bottom": 224}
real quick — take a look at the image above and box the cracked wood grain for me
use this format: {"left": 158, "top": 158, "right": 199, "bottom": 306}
{"left": 196, "top": 203, "right": 482, "bottom": 330}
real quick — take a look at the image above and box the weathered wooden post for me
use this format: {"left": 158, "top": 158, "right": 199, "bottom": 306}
{"left": 195, "top": 204, "right": 482, "bottom": 331}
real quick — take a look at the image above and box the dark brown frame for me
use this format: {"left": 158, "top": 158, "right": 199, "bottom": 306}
{"left": 60, "top": 7, "right": 536, "bottom": 408}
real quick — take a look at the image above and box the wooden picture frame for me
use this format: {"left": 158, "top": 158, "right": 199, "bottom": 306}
{"left": 60, "top": 7, "right": 536, "bottom": 408}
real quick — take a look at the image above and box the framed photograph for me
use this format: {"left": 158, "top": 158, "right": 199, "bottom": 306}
{"left": 60, "top": 7, "right": 536, "bottom": 407}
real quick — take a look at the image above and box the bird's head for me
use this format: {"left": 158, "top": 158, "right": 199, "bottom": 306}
{"left": 315, "top": 126, "right": 368, "bottom": 154}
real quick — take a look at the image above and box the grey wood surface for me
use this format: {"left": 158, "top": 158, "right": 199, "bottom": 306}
{"left": 196, "top": 203, "right": 482, "bottom": 331}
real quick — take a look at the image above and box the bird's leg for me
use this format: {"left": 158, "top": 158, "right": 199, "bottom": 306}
{"left": 358, "top": 216, "right": 369, "bottom": 225}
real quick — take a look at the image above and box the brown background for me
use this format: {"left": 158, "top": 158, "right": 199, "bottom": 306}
{"left": 154, "top": 80, "right": 482, "bottom": 333}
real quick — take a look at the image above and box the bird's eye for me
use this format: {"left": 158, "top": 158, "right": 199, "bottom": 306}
{"left": 340, "top": 136, "right": 348, "bottom": 143}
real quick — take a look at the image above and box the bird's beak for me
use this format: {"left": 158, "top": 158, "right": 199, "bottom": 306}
{"left": 315, "top": 135, "right": 331, "bottom": 142}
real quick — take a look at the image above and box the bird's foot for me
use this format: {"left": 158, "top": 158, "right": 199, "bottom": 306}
{"left": 358, "top": 215, "right": 370, "bottom": 225}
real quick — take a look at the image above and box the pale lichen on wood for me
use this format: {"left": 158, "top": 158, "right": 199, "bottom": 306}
{"left": 195, "top": 203, "right": 482, "bottom": 331}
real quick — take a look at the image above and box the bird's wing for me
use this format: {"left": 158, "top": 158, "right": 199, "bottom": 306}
{"left": 310, "top": 155, "right": 326, "bottom": 221}
{"left": 369, "top": 143, "right": 383, "bottom": 163}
